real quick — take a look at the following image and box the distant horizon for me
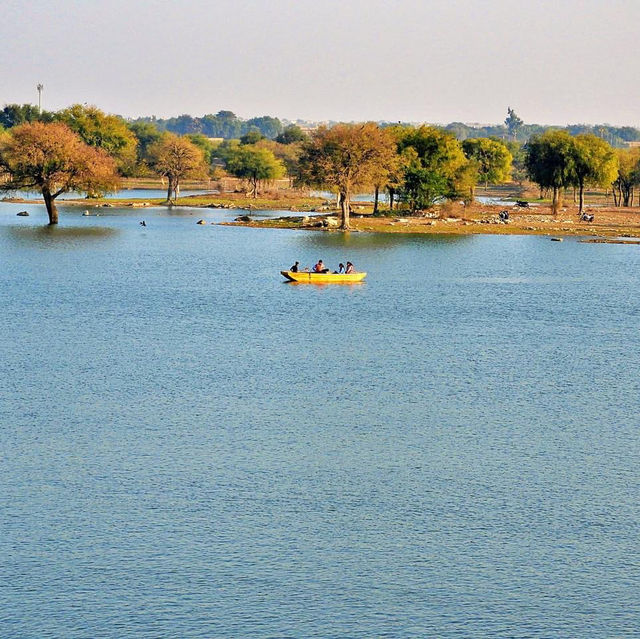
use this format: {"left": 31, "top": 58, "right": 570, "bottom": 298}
{"left": 4, "top": 96, "right": 639, "bottom": 131}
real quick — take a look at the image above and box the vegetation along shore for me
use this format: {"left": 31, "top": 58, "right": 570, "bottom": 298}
{"left": 1, "top": 103, "right": 640, "bottom": 239}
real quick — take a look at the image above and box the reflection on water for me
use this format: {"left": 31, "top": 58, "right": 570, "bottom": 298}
{"left": 298, "top": 229, "right": 474, "bottom": 250}
{"left": 5, "top": 224, "right": 119, "bottom": 247}
{"left": 283, "top": 280, "right": 365, "bottom": 287}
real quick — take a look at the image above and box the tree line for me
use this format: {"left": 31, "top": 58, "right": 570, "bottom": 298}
{"left": 1, "top": 103, "right": 639, "bottom": 228}
{"left": 4, "top": 102, "right": 639, "bottom": 145}
{"left": 446, "top": 108, "right": 640, "bottom": 148}
{"left": 0, "top": 104, "right": 285, "bottom": 141}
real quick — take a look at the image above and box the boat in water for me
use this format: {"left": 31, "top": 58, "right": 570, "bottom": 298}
{"left": 281, "top": 270, "right": 367, "bottom": 283}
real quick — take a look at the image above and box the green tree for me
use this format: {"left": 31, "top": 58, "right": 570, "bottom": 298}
{"left": 383, "top": 125, "right": 412, "bottom": 210}
{"left": 525, "top": 130, "right": 575, "bottom": 213}
{"left": 297, "top": 123, "right": 397, "bottom": 229}
{"left": 240, "top": 130, "right": 264, "bottom": 145}
{"left": 275, "top": 125, "right": 307, "bottom": 144}
{"left": 203, "top": 111, "right": 242, "bottom": 138}
{"left": 0, "top": 103, "right": 53, "bottom": 128}
{"left": 148, "top": 134, "right": 208, "bottom": 203}
{"left": 255, "top": 139, "right": 303, "bottom": 186}
{"left": 505, "top": 107, "right": 524, "bottom": 140}
{"left": 212, "top": 139, "right": 241, "bottom": 163}
{"left": 186, "top": 133, "right": 219, "bottom": 166}
{"left": 0, "top": 122, "right": 119, "bottom": 224}
{"left": 612, "top": 148, "right": 640, "bottom": 207}
{"left": 225, "top": 145, "right": 285, "bottom": 198}
{"left": 57, "top": 105, "right": 138, "bottom": 175}
{"left": 505, "top": 141, "right": 527, "bottom": 184}
{"left": 462, "top": 137, "right": 512, "bottom": 196}
{"left": 245, "top": 116, "right": 283, "bottom": 139}
{"left": 398, "top": 126, "right": 470, "bottom": 211}
{"left": 128, "top": 120, "right": 163, "bottom": 171}
{"left": 571, "top": 134, "right": 618, "bottom": 215}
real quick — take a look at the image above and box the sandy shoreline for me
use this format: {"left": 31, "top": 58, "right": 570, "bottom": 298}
{"left": 223, "top": 201, "right": 640, "bottom": 240}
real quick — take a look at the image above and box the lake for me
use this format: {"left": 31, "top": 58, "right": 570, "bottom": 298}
{"left": 1, "top": 201, "right": 639, "bottom": 638}
{"left": 4, "top": 187, "right": 218, "bottom": 201}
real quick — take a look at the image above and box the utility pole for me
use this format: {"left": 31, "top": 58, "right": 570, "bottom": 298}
{"left": 37, "top": 84, "right": 43, "bottom": 113}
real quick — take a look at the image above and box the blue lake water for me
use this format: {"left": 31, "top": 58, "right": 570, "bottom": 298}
{"left": 4, "top": 188, "right": 217, "bottom": 201}
{"left": 1, "top": 201, "right": 639, "bottom": 638}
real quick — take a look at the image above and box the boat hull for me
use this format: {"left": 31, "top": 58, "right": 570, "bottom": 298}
{"left": 281, "top": 270, "right": 367, "bottom": 283}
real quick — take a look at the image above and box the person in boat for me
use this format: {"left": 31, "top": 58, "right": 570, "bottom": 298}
{"left": 290, "top": 261, "right": 300, "bottom": 272}
{"left": 334, "top": 263, "right": 345, "bottom": 274}
{"left": 313, "top": 260, "right": 330, "bottom": 273}
{"left": 345, "top": 261, "right": 355, "bottom": 274}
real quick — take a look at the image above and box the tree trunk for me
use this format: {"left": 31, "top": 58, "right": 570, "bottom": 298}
{"left": 578, "top": 180, "right": 585, "bottom": 216}
{"left": 166, "top": 178, "right": 173, "bottom": 204}
{"left": 373, "top": 185, "right": 379, "bottom": 215}
{"left": 552, "top": 186, "right": 561, "bottom": 214}
{"left": 388, "top": 188, "right": 394, "bottom": 211}
{"left": 42, "top": 186, "right": 58, "bottom": 225}
{"left": 340, "top": 192, "right": 350, "bottom": 230}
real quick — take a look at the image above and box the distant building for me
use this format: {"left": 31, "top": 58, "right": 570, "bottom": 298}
{"left": 624, "top": 141, "right": 640, "bottom": 148}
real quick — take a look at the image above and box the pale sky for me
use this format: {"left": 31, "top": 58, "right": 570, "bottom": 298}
{"left": 2, "top": 0, "right": 639, "bottom": 126}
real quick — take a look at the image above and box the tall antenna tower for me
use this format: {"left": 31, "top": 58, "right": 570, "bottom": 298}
{"left": 37, "top": 84, "right": 43, "bottom": 113}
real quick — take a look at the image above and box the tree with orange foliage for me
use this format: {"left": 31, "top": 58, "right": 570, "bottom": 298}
{"left": 297, "top": 123, "right": 398, "bottom": 229}
{"left": 0, "top": 122, "right": 119, "bottom": 225}
{"left": 147, "top": 134, "right": 207, "bottom": 203}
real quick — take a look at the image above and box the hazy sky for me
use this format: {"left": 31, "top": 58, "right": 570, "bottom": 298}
{"left": 2, "top": 0, "right": 639, "bottom": 126}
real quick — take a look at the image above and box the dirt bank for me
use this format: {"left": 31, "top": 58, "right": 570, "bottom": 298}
{"left": 224, "top": 201, "right": 640, "bottom": 239}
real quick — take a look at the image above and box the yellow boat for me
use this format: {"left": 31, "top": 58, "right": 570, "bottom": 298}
{"left": 281, "top": 270, "right": 367, "bottom": 283}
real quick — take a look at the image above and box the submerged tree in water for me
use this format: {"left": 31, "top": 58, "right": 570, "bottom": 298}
{"left": 0, "top": 122, "right": 118, "bottom": 224}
